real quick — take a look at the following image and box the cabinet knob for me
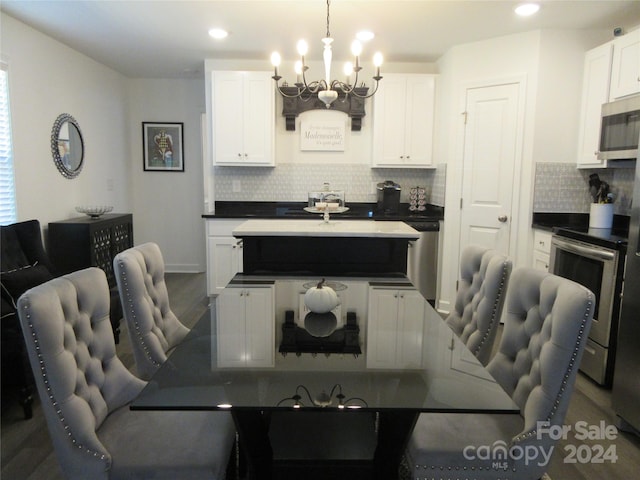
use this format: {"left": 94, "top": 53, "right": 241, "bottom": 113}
{"left": 237, "top": 153, "right": 242, "bottom": 157}
{"left": 498, "top": 215, "right": 508, "bottom": 223}
{"left": 406, "top": 155, "right": 410, "bottom": 159}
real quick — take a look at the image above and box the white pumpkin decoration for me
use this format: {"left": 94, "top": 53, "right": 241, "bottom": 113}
{"left": 304, "top": 278, "right": 339, "bottom": 314}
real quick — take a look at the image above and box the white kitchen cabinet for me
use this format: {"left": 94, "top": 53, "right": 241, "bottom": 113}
{"left": 609, "top": 29, "right": 640, "bottom": 100}
{"left": 206, "top": 219, "right": 245, "bottom": 295}
{"left": 532, "top": 229, "right": 552, "bottom": 272}
{"left": 216, "top": 284, "right": 275, "bottom": 368}
{"left": 211, "top": 71, "right": 274, "bottom": 166}
{"left": 576, "top": 43, "right": 613, "bottom": 167}
{"left": 366, "top": 286, "right": 425, "bottom": 368}
{"left": 372, "top": 74, "right": 436, "bottom": 168}
{"left": 576, "top": 30, "right": 640, "bottom": 167}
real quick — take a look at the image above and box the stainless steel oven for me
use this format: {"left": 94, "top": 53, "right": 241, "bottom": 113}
{"left": 550, "top": 233, "right": 625, "bottom": 386}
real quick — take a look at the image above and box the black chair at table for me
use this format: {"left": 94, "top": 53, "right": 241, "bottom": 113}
{"left": 1, "top": 219, "right": 56, "bottom": 418}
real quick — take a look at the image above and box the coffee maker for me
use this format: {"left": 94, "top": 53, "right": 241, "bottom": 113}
{"left": 376, "top": 180, "right": 401, "bottom": 215}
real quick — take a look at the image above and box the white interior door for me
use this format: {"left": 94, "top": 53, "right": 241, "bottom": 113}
{"left": 459, "top": 83, "right": 520, "bottom": 255}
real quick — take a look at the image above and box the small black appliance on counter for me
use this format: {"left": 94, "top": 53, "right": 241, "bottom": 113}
{"left": 376, "top": 180, "right": 401, "bottom": 215}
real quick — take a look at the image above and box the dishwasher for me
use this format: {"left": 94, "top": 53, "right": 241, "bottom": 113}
{"left": 405, "top": 220, "right": 440, "bottom": 305}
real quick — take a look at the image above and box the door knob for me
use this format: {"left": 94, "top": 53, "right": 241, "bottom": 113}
{"left": 498, "top": 215, "right": 508, "bottom": 223}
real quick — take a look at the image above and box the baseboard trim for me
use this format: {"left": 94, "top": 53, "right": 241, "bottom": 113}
{"left": 164, "top": 264, "right": 204, "bottom": 273}
{"left": 436, "top": 299, "right": 450, "bottom": 317}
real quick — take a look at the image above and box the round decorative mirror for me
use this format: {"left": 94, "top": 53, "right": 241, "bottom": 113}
{"left": 51, "top": 113, "right": 84, "bottom": 179}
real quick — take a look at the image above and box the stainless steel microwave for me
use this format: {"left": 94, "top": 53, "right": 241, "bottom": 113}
{"left": 598, "top": 95, "right": 640, "bottom": 161}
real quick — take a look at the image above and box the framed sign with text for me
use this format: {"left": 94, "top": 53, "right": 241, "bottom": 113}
{"left": 300, "top": 121, "right": 345, "bottom": 151}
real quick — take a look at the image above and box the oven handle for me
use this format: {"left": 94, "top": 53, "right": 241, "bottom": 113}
{"left": 552, "top": 237, "right": 615, "bottom": 261}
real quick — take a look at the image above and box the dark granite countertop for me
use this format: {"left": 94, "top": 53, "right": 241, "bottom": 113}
{"left": 203, "top": 201, "right": 444, "bottom": 223}
{"left": 532, "top": 212, "right": 630, "bottom": 233}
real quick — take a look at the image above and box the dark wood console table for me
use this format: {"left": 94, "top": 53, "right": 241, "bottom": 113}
{"left": 48, "top": 213, "right": 133, "bottom": 342}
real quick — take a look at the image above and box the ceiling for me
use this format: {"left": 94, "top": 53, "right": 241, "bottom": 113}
{"left": 2, "top": 0, "right": 640, "bottom": 79}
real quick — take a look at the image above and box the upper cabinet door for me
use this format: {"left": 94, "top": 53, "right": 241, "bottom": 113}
{"left": 212, "top": 71, "right": 274, "bottom": 166}
{"left": 372, "top": 74, "right": 437, "bottom": 168}
{"left": 610, "top": 29, "right": 640, "bottom": 101}
{"left": 372, "top": 75, "right": 407, "bottom": 166}
{"left": 213, "top": 72, "right": 245, "bottom": 164}
{"left": 243, "top": 73, "right": 275, "bottom": 164}
{"left": 577, "top": 42, "right": 613, "bottom": 167}
{"left": 404, "top": 76, "right": 436, "bottom": 167}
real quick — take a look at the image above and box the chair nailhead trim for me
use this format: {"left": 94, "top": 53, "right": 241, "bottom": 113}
{"left": 21, "top": 301, "right": 110, "bottom": 466}
{"left": 473, "top": 259, "right": 509, "bottom": 356}
{"left": 117, "top": 260, "right": 161, "bottom": 367}
{"left": 512, "top": 294, "right": 593, "bottom": 443}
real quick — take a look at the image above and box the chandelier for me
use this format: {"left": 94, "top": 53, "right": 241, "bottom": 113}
{"left": 270, "top": 0, "right": 383, "bottom": 108}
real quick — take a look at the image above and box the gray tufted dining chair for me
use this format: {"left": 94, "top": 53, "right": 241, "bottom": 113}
{"left": 114, "top": 242, "right": 191, "bottom": 380}
{"left": 407, "top": 268, "right": 595, "bottom": 480}
{"left": 445, "top": 245, "right": 512, "bottom": 365}
{"left": 17, "top": 267, "right": 235, "bottom": 480}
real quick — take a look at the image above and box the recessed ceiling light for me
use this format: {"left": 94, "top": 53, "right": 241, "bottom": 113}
{"left": 208, "top": 28, "right": 229, "bottom": 40}
{"left": 515, "top": 3, "right": 540, "bottom": 17}
{"left": 356, "top": 30, "right": 375, "bottom": 42}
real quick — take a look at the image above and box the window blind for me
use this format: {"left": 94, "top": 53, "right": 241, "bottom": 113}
{"left": 0, "top": 63, "right": 17, "bottom": 225}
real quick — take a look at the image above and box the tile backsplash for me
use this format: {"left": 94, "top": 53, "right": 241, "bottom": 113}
{"left": 214, "top": 163, "right": 447, "bottom": 206}
{"left": 533, "top": 162, "right": 634, "bottom": 215}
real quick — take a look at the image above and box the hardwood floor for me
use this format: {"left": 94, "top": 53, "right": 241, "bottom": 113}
{"left": 2, "top": 272, "right": 639, "bottom": 479}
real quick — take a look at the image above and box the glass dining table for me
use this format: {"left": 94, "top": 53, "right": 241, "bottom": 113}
{"left": 131, "top": 274, "right": 519, "bottom": 480}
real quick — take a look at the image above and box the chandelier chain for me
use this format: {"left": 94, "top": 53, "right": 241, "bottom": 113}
{"left": 325, "top": 0, "right": 331, "bottom": 38}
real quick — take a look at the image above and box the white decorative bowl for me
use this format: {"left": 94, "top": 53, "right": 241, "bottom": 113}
{"left": 75, "top": 205, "right": 113, "bottom": 218}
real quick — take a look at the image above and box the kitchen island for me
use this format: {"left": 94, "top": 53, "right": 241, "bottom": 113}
{"left": 233, "top": 219, "right": 419, "bottom": 276}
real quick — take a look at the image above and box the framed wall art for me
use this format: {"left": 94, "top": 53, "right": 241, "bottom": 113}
{"left": 142, "top": 122, "right": 184, "bottom": 172}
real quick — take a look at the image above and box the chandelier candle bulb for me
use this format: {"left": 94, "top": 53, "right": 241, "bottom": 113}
{"left": 270, "top": 52, "right": 281, "bottom": 79}
{"left": 374, "top": 52, "right": 383, "bottom": 78}
{"left": 297, "top": 39, "right": 308, "bottom": 57}
{"left": 344, "top": 62, "right": 353, "bottom": 81}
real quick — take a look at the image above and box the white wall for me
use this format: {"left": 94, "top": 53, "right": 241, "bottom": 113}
{"left": 2, "top": 13, "right": 207, "bottom": 272}
{"left": 533, "top": 29, "right": 610, "bottom": 164}
{"left": 127, "top": 78, "right": 207, "bottom": 272}
{"left": 1, "top": 13, "right": 130, "bottom": 231}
